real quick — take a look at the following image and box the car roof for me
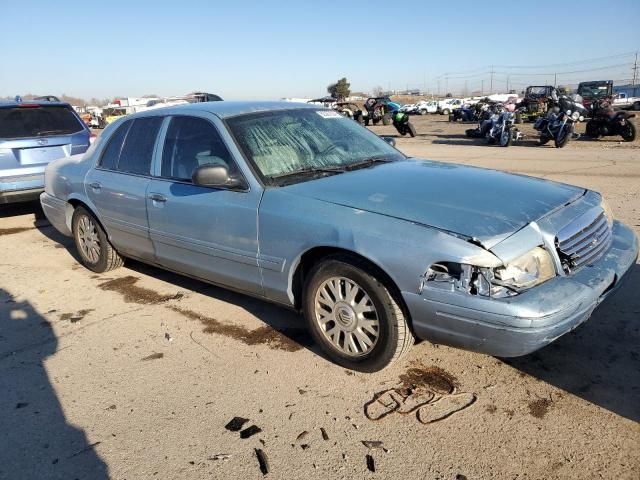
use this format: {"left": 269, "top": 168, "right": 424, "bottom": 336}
{"left": 0, "top": 100, "right": 73, "bottom": 108}
{"left": 132, "top": 101, "right": 321, "bottom": 119}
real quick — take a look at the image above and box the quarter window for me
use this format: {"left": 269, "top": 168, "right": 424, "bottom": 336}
{"left": 161, "top": 116, "right": 235, "bottom": 182}
{"left": 117, "top": 116, "right": 163, "bottom": 175}
{"left": 99, "top": 120, "right": 131, "bottom": 170}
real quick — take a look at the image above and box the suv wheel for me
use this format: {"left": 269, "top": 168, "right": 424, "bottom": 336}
{"left": 303, "top": 256, "right": 414, "bottom": 372}
{"left": 72, "top": 206, "right": 124, "bottom": 273}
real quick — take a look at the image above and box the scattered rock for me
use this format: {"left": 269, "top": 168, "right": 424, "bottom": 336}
{"left": 528, "top": 398, "right": 552, "bottom": 419}
{"left": 300, "top": 444, "right": 310, "bottom": 450}
{"left": 240, "top": 425, "right": 262, "bottom": 439}
{"left": 320, "top": 427, "right": 329, "bottom": 441}
{"left": 164, "top": 332, "right": 173, "bottom": 342}
{"left": 225, "top": 417, "right": 249, "bottom": 432}
{"left": 296, "top": 431, "right": 309, "bottom": 442}
{"left": 255, "top": 448, "right": 269, "bottom": 475}
{"left": 361, "top": 440, "right": 388, "bottom": 453}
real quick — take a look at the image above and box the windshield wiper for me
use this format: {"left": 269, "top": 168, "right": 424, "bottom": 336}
{"left": 344, "top": 157, "right": 393, "bottom": 171}
{"left": 269, "top": 165, "right": 346, "bottom": 183}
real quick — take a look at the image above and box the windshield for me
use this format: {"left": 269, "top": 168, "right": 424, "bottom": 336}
{"left": 526, "top": 87, "right": 549, "bottom": 97}
{"left": 226, "top": 108, "right": 404, "bottom": 185}
{"left": 578, "top": 84, "right": 611, "bottom": 99}
{"left": 0, "top": 105, "right": 84, "bottom": 139}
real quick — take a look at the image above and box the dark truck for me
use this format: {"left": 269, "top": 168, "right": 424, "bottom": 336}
{"left": 577, "top": 80, "right": 613, "bottom": 109}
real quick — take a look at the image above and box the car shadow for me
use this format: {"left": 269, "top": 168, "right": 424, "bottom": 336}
{"left": 0, "top": 200, "right": 45, "bottom": 219}
{"left": 0, "top": 289, "right": 110, "bottom": 479}
{"left": 502, "top": 263, "right": 640, "bottom": 422}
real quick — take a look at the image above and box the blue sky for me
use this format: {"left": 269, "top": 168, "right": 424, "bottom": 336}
{"left": 1, "top": 0, "right": 639, "bottom": 100}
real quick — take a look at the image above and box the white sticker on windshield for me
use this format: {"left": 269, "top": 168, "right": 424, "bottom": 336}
{"left": 316, "top": 110, "right": 342, "bottom": 119}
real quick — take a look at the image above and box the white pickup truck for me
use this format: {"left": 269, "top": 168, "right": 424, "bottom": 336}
{"left": 437, "top": 98, "right": 465, "bottom": 115}
{"left": 613, "top": 92, "right": 640, "bottom": 111}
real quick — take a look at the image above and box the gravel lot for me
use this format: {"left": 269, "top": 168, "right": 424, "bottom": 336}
{"left": 1, "top": 115, "right": 639, "bottom": 480}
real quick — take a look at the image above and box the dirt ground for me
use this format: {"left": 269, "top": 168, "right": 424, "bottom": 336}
{"left": 1, "top": 115, "right": 639, "bottom": 480}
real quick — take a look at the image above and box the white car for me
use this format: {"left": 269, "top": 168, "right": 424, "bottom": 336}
{"left": 437, "top": 98, "right": 464, "bottom": 115}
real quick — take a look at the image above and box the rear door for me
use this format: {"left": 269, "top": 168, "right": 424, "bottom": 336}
{"left": 146, "top": 114, "right": 262, "bottom": 294}
{"left": 0, "top": 104, "right": 89, "bottom": 183}
{"left": 85, "top": 116, "right": 163, "bottom": 261}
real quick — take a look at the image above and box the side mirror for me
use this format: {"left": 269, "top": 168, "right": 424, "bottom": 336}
{"left": 381, "top": 136, "right": 396, "bottom": 147}
{"left": 192, "top": 164, "right": 247, "bottom": 190}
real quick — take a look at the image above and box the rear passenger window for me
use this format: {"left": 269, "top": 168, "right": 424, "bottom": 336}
{"left": 99, "top": 120, "right": 131, "bottom": 169}
{"left": 117, "top": 117, "right": 163, "bottom": 175}
{"left": 161, "top": 116, "right": 235, "bottom": 182}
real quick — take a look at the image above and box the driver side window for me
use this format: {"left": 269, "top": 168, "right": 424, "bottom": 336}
{"left": 160, "top": 116, "right": 235, "bottom": 182}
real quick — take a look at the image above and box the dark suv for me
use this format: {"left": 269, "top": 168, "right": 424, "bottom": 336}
{"left": 0, "top": 100, "right": 90, "bottom": 204}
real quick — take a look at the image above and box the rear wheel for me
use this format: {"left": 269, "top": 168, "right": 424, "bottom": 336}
{"left": 442, "top": 108, "right": 450, "bottom": 115}
{"left": 621, "top": 121, "right": 636, "bottom": 142}
{"left": 539, "top": 135, "right": 550, "bottom": 145}
{"left": 419, "top": 109, "right": 427, "bottom": 115}
{"left": 72, "top": 206, "right": 123, "bottom": 273}
{"left": 303, "top": 256, "right": 414, "bottom": 372}
{"left": 585, "top": 120, "right": 599, "bottom": 138}
{"left": 633, "top": 102, "right": 640, "bottom": 111}
{"left": 408, "top": 123, "right": 416, "bottom": 137}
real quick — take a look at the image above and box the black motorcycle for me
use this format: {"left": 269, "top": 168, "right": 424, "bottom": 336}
{"left": 534, "top": 94, "right": 587, "bottom": 148}
{"left": 392, "top": 112, "right": 416, "bottom": 137}
{"left": 585, "top": 100, "right": 636, "bottom": 142}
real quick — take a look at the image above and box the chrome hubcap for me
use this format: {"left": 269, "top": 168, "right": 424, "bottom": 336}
{"left": 78, "top": 216, "right": 100, "bottom": 263}
{"left": 314, "top": 276, "right": 380, "bottom": 357}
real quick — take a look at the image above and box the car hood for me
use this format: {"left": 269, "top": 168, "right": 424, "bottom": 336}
{"left": 283, "top": 159, "right": 584, "bottom": 248}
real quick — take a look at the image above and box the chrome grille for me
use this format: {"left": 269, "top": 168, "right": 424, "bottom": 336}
{"left": 556, "top": 209, "right": 612, "bottom": 273}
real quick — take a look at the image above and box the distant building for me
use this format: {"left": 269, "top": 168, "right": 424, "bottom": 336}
{"left": 614, "top": 84, "right": 640, "bottom": 98}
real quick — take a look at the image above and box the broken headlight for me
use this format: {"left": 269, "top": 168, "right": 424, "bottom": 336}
{"left": 494, "top": 247, "right": 556, "bottom": 290}
{"left": 601, "top": 197, "right": 614, "bottom": 228}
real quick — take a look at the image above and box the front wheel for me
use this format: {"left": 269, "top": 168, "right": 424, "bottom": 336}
{"left": 408, "top": 122, "right": 416, "bottom": 137}
{"left": 303, "top": 257, "right": 414, "bottom": 372}
{"left": 555, "top": 124, "right": 573, "bottom": 148}
{"left": 442, "top": 108, "right": 450, "bottom": 115}
{"left": 72, "top": 206, "right": 124, "bottom": 273}
{"left": 499, "top": 128, "right": 513, "bottom": 147}
{"left": 419, "top": 109, "right": 427, "bottom": 115}
{"left": 539, "top": 135, "right": 550, "bottom": 146}
{"left": 621, "top": 121, "right": 636, "bottom": 142}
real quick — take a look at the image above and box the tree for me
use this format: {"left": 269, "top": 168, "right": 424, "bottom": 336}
{"left": 327, "top": 77, "right": 351, "bottom": 100}
{"left": 372, "top": 86, "right": 384, "bottom": 97}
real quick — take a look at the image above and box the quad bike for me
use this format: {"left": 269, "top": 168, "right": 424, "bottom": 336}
{"left": 363, "top": 97, "right": 400, "bottom": 126}
{"left": 515, "top": 86, "right": 557, "bottom": 124}
{"left": 392, "top": 112, "right": 416, "bottom": 137}
{"left": 585, "top": 99, "right": 636, "bottom": 142}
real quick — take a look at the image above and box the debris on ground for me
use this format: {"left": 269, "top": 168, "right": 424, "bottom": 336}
{"left": 15, "top": 402, "right": 29, "bottom": 409}
{"left": 296, "top": 431, "right": 309, "bottom": 442}
{"left": 255, "top": 448, "right": 269, "bottom": 475}
{"left": 300, "top": 444, "right": 310, "bottom": 450}
{"left": 366, "top": 454, "right": 375, "bottom": 472}
{"left": 225, "top": 417, "right": 249, "bottom": 432}
{"left": 320, "top": 427, "right": 329, "bottom": 441}
{"left": 362, "top": 440, "right": 389, "bottom": 453}
{"left": 240, "top": 425, "right": 262, "bottom": 439}
{"left": 141, "top": 352, "right": 164, "bottom": 361}
{"left": 416, "top": 392, "right": 477, "bottom": 424}
{"left": 164, "top": 332, "right": 173, "bottom": 342}
{"left": 208, "top": 454, "right": 232, "bottom": 461}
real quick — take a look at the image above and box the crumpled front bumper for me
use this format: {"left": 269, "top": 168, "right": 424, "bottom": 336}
{"left": 403, "top": 221, "right": 639, "bottom": 357}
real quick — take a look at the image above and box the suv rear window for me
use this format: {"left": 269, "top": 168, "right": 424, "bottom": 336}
{"left": 0, "top": 105, "right": 85, "bottom": 139}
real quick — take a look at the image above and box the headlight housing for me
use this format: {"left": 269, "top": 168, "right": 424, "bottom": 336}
{"left": 571, "top": 111, "right": 580, "bottom": 121}
{"left": 494, "top": 247, "right": 556, "bottom": 289}
{"left": 601, "top": 197, "right": 614, "bottom": 228}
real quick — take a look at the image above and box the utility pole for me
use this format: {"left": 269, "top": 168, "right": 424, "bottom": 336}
{"left": 554, "top": 73, "right": 557, "bottom": 87}
{"left": 437, "top": 79, "right": 441, "bottom": 96}
{"left": 633, "top": 52, "right": 638, "bottom": 85}
{"left": 445, "top": 75, "right": 449, "bottom": 96}
{"left": 489, "top": 66, "right": 494, "bottom": 94}
{"left": 506, "top": 75, "right": 510, "bottom": 93}
{"left": 481, "top": 80, "right": 484, "bottom": 96}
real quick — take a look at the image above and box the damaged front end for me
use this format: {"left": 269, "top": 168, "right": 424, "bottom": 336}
{"left": 421, "top": 245, "right": 557, "bottom": 299}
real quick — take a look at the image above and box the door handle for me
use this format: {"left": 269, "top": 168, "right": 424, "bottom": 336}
{"left": 89, "top": 181, "right": 102, "bottom": 190}
{"left": 148, "top": 193, "right": 167, "bottom": 203}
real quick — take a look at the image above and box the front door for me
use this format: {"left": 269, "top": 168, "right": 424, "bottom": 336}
{"left": 146, "top": 114, "right": 262, "bottom": 294}
{"left": 85, "top": 116, "right": 163, "bottom": 261}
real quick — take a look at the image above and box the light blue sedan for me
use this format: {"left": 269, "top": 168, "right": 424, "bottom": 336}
{"left": 40, "top": 101, "right": 638, "bottom": 371}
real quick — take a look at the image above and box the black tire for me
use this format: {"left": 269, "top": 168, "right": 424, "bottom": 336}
{"left": 633, "top": 102, "right": 640, "bottom": 111}
{"left": 303, "top": 256, "right": 414, "bottom": 372}
{"left": 364, "top": 118, "right": 370, "bottom": 126}
{"left": 72, "top": 206, "right": 124, "bottom": 273}
{"left": 499, "top": 128, "right": 513, "bottom": 147}
{"left": 554, "top": 124, "right": 573, "bottom": 148}
{"left": 372, "top": 119, "right": 380, "bottom": 126}
{"left": 515, "top": 112, "right": 522, "bottom": 124}
{"left": 408, "top": 123, "right": 416, "bottom": 137}
{"left": 382, "top": 113, "right": 392, "bottom": 126}
{"left": 585, "top": 121, "right": 599, "bottom": 138}
{"left": 621, "top": 121, "right": 636, "bottom": 142}
{"left": 539, "top": 135, "right": 550, "bottom": 146}
{"left": 419, "top": 109, "right": 427, "bottom": 115}
{"left": 442, "top": 108, "right": 450, "bottom": 115}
